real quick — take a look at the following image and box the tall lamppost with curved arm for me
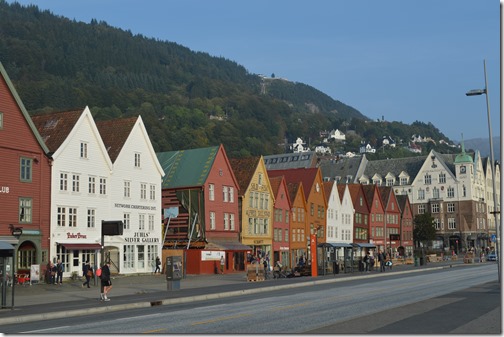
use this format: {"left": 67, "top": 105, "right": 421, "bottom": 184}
{"left": 466, "top": 59, "right": 500, "bottom": 283}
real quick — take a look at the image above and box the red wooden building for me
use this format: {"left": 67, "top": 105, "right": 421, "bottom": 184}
{"left": 0, "top": 62, "right": 52, "bottom": 279}
{"left": 156, "top": 145, "right": 250, "bottom": 275}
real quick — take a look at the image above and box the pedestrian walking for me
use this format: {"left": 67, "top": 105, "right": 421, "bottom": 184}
{"left": 82, "top": 261, "right": 92, "bottom": 288}
{"left": 100, "top": 261, "right": 112, "bottom": 301}
{"left": 378, "top": 250, "right": 386, "bottom": 272}
{"left": 220, "top": 256, "right": 225, "bottom": 274}
{"left": 56, "top": 259, "right": 64, "bottom": 285}
{"left": 154, "top": 256, "right": 161, "bottom": 274}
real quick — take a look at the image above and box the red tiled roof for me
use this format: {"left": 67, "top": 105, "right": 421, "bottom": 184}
{"left": 323, "top": 181, "right": 333, "bottom": 203}
{"left": 268, "top": 176, "right": 283, "bottom": 196}
{"left": 267, "top": 167, "right": 318, "bottom": 201}
{"left": 31, "top": 109, "right": 83, "bottom": 153}
{"left": 228, "top": 157, "right": 260, "bottom": 195}
{"left": 96, "top": 117, "right": 137, "bottom": 163}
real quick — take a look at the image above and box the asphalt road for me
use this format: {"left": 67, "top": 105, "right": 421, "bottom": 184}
{"left": 8, "top": 264, "right": 500, "bottom": 334}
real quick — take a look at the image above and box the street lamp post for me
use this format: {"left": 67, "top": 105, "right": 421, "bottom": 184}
{"left": 466, "top": 59, "right": 500, "bottom": 283}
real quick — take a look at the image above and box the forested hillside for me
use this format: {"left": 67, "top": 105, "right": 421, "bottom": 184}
{"left": 0, "top": 1, "right": 454, "bottom": 157}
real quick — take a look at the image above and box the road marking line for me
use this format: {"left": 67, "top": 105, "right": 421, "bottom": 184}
{"left": 142, "top": 328, "right": 167, "bottom": 333}
{"left": 192, "top": 313, "right": 251, "bottom": 326}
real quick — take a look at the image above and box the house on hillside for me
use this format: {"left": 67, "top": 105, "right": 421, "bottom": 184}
{"left": 291, "top": 137, "right": 310, "bottom": 153}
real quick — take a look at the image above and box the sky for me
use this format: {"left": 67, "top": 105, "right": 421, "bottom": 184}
{"left": 7, "top": 0, "right": 502, "bottom": 142}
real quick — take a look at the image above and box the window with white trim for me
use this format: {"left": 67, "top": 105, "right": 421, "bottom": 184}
{"left": 447, "top": 186, "right": 454, "bottom": 198}
{"left": 223, "top": 186, "right": 229, "bottom": 202}
{"left": 418, "top": 204, "right": 426, "bottom": 214}
{"left": 139, "top": 214, "right": 145, "bottom": 230}
{"left": 124, "top": 181, "right": 131, "bottom": 198}
{"left": 148, "top": 214, "right": 154, "bottom": 231}
{"left": 60, "top": 172, "right": 68, "bottom": 191}
{"left": 80, "top": 142, "right": 88, "bottom": 159}
{"left": 210, "top": 212, "right": 215, "bottom": 230}
{"left": 229, "top": 187, "right": 234, "bottom": 203}
{"left": 439, "top": 172, "right": 446, "bottom": 184}
{"left": 99, "top": 177, "right": 106, "bottom": 195}
{"left": 447, "top": 203, "right": 455, "bottom": 213}
{"left": 88, "top": 176, "right": 96, "bottom": 194}
{"left": 134, "top": 153, "right": 141, "bottom": 168}
{"left": 418, "top": 189, "right": 425, "bottom": 200}
{"left": 230, "top": 213, "right": 235, "bottom": 230}
{"left": 149, "top": 184, "right": 156, "bottom": 200}
{"left": 72, "top": 174, "right": 80, "bottom": 192}
{"left": 19, "top": 197, "right": 32, "bottom": 223}
{"left": 448, "top": 218, "right": 456, "bottom": 230}
{"left": 224, "top": 213, "right": 229, "bottom": 230}
{"left": 123, "top": 213, "right": 130, "bottom": 230}
{"left": 57, "top": 207, "right": 66, "bottom": 226}
{"left": 140, "top": 183, "right": 147, "bottom": 200}
{"left": 209, "top": 184, "right": 215, "bottom": 201}
{"left": 424, "top": 174, "right": 431, "bottom": 184}
{"left": 87, "top": 208, "right": 95, "bottom": 228}
{"left": 123, "top": 245, "right": 134, "bottom": 268}
{"left": 68, "top": 207, "right": 77, "bottom": 227}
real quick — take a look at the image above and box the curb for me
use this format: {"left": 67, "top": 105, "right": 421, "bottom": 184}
{"left": 0, "top": 265, "right": 450, "bottom": 326}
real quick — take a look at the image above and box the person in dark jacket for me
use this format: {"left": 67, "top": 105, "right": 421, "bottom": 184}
{"left": 100, "top": 261, "right": 112, "bottom": 301}
{"left": 56, "top": 259, "right": 63, "bottom": 285}
{"left": 82, "top": 261, "right": 92, "bottom": 288}
{"left": 154, "top": 257, "right": 161, "bottom": 274}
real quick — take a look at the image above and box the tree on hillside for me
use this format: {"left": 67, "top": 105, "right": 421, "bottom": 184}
{"left": 413, "top": 213, "right": 437, "bottom": 263}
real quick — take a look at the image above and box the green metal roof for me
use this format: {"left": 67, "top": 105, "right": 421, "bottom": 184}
{"left": 157, "top": 146, "right": 219, "bottom": 188}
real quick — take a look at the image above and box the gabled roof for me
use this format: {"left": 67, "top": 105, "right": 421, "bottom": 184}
{"left": 229, "top": 156, "right": 261, "bottom": 195}
{"left": 264, "top": 151, "right": 319, "bottom": 170}
{"left": 268, "top": 167, "right": 319, "bottom": 201}
{"left": 395, "top": 195, "right": 410, "bottom": 214}
{"left": 268, "top": 176, "right": 283, "bottom": 196}
{"left": 363, "top": 156, "right": 424, "bottom": 181}
{"left": 157, "top": 146, "right": 220, "bottom": 189}
{"left": 337, "top": 184, "right": 346, "bottom": 200}
{"left": 31, "top": 109, "right": 83, "bottom": 154}
{"left": 323, "top": 181, "right": 334, "bottom": 203}
{"left": 361, "top": 184, "right": 378, "bottom": 208}
{"left": 0, "top": 62, "right": 49, "bottom": 154}
{"left": 346, "top": 184, "right": 365, "bottom": 207}
{"left": 319, "top": 156, "right": 365, "bottom": 183}
{"left": 96, "top": 117, "right": 137, "bottom": 163}
{"left": 378, "top": 186, "right": 392, "bottom": 208}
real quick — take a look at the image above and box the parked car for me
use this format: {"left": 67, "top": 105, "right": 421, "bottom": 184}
{"left": 486, "top": 252, "right": 497, "bottom": 261}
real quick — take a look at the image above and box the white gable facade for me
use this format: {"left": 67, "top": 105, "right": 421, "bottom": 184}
{"left": 107, "top": 116, "right": 165, "bottom": 275}
{"left": 51, "top": 107, "right": 113, "bottom": 276}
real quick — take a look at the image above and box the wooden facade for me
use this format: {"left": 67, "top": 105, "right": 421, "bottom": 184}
{"left": 0, "top": 62, "right": 52, "bottom": 276}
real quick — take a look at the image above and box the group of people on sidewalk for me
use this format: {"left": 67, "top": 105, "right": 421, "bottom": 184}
{"left": 78, "top": 260, "right": 112, "bottom": 301}
{"left": 361, "top": 250, "right": 393, "bottom": 272}
{"left": 45, "top": 259, "right": 64, "bottom": 285}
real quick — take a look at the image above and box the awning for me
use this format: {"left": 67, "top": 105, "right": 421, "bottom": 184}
{"left": 352, "top": 243, "right": 376, "bottom": 248}
{"left": 0, "top": 236, "right": 19, "bottom": 245}
{"left": 206, "top": 240, "right": 252, "bottom": 251}
{"left": 60, "top": 243, "right": 102, "bottom": 250}
{"left": 318, "top": 242, "right": 352, "bottom": 248}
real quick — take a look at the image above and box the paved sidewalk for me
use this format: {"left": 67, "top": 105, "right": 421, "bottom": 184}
{"left": 0, "top": 259, "right": 474, "bottom": 326}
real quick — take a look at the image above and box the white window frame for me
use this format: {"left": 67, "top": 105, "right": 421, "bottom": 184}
{"left": 88, "top": 176, "right": 96, "bottom": 194}
{"left": 87, "top": 208, "right": 95, "bottom": 228}
{"left": 134, "top": 153, "right": 141, "bottom": 168}
{"left": 72, "top": 174, "right": 80, "bottom": 193}
{"left": 19, "top": 197, "right": 32, "bottom": 223}
{"left": 124, "top": 180, "right": 131, "bottom": 198}
{"left": 139, "top": 213, "right": 145, "bottom": 230}
{"left": 60, "top": 172, "right": 68, "bottom": 191}
{"left": 80, "top": 142, "right": 88, "bottom": 159}
{"left": 124, "top": 213, "right": 131, "bottom": 230}
{"left": 140, "top": 183, "right": 147, "bottom": 200}
{"left": 210, "top": 212, "right": 216, "bottom": 230}
{"left": 209, "top": 184, "right": 215, "bottom": 201}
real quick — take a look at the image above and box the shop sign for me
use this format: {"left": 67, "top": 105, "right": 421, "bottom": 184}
{"left": 124, "top": 231, "right": 160, "bottom": 243}
{"left": 114, "top": 203, "right": 157, "bottom": 211}
{"left": 201, "top": 251, "right": 224, "bottom": 261}
{"left": 12, "top": 227, "right": 23, "bottom": 236}
{"left": 0, "top": 186, "right": 9, "bottom": 193}
{"left": 67, "top": 232, "right": 87, "bottom": 239}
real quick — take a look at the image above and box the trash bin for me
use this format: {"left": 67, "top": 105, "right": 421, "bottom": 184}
{"left": 358, "top": 260, "right": 364, "bottom": 272}
{"left": 419, "top": 257, "right": 424, "bottom": 266}
{"left": 414, "top": 257, "right": 419, "bottom": 267}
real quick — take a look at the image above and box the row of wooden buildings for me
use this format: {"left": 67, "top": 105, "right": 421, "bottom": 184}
{"left": 1, "top": 60, "right": 500, "bottom": 278}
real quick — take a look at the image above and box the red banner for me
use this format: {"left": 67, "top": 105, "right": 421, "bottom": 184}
{"left": 310, "top": 234, "right": 317, "bottom": 277}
